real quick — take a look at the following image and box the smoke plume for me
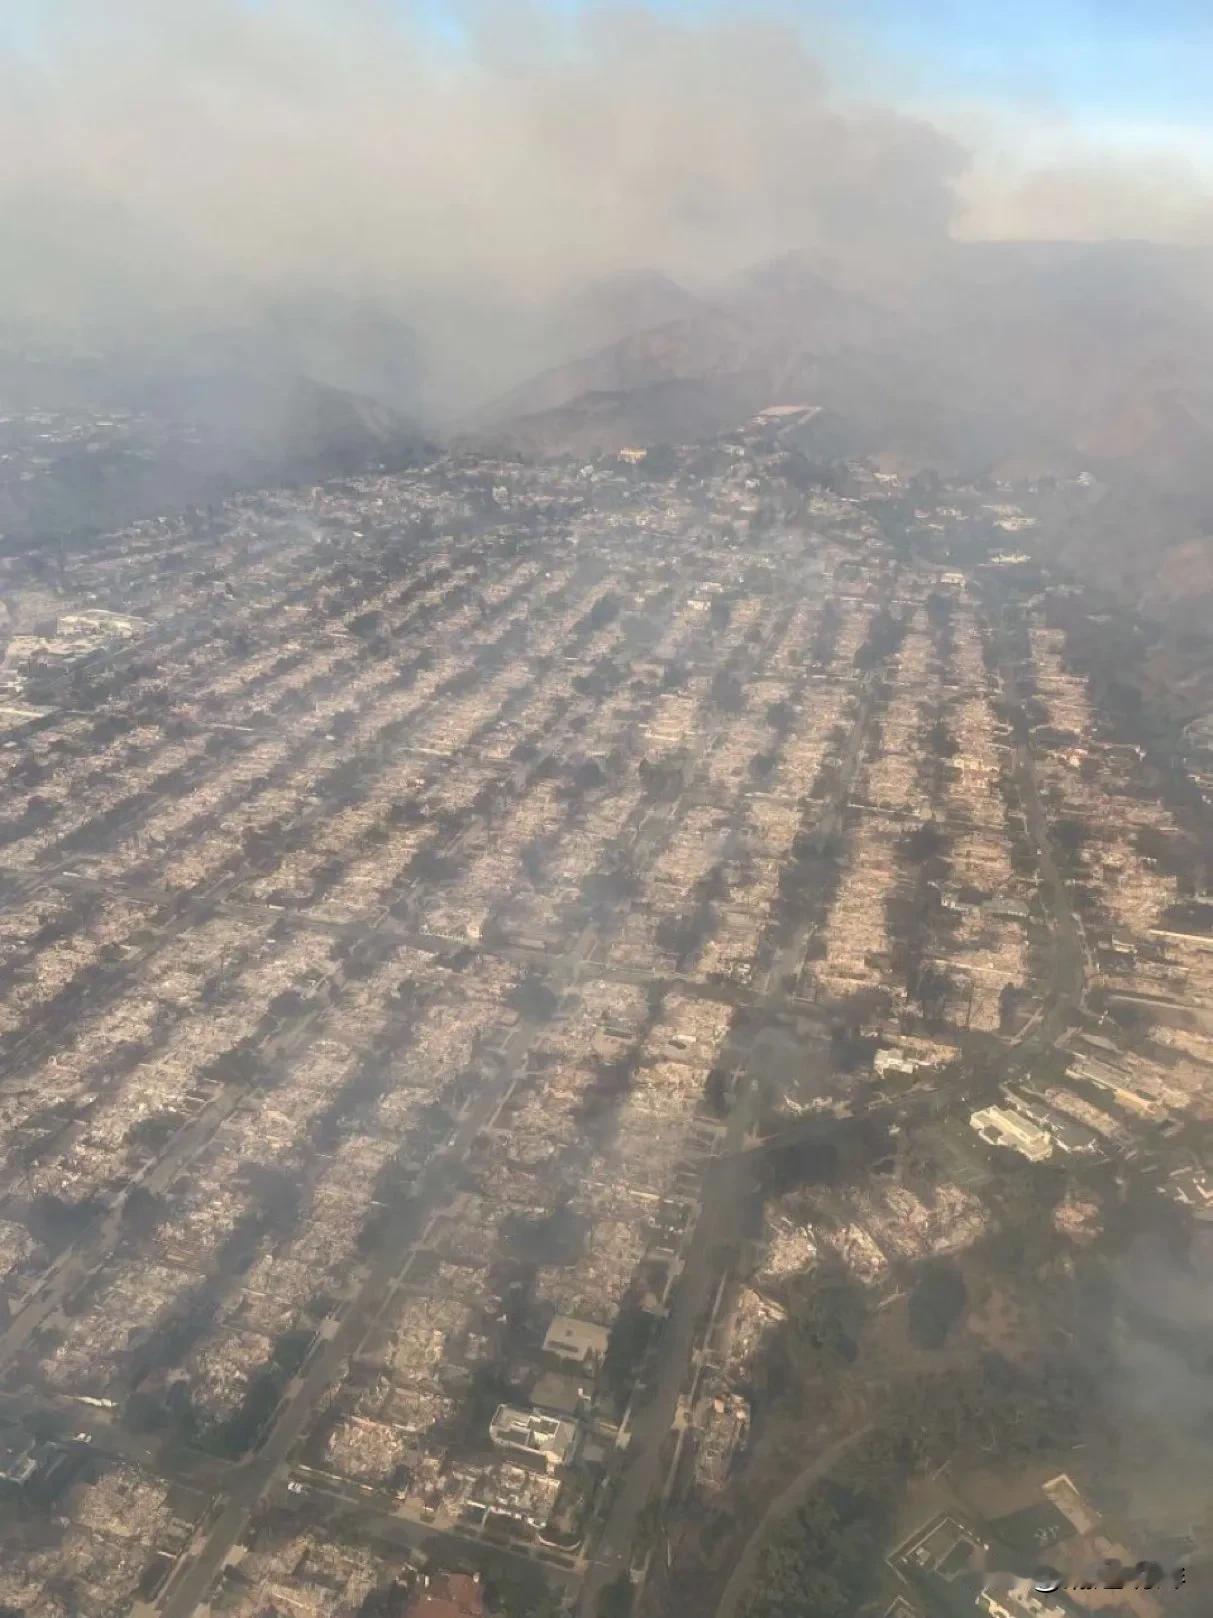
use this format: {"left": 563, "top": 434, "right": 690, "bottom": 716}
{"left": 3, "top": 1, "right": 1212, "bottom": 413}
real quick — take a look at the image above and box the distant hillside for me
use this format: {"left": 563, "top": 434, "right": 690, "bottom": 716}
{"left": 0, "top": 357, "right": 432, "bottom": 548}
{"left": 477, "top": 240, "right": 1213, "bottom": 628}
{"left": 482, "top": 241, "right": 1213, "bottom": 491}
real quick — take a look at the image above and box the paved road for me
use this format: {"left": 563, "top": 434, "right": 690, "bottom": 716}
{"left": 577, "top": 1084, "right": 756, "bottom": 1618}
{"left": 994, "top": 615, "right": 1087, "bottom": 1043}
{"left": 290, "top": 1469, "right": 581, "bottom": 1593}
{"left": 577, "top": 655, "right": 888, "bottom": 1618}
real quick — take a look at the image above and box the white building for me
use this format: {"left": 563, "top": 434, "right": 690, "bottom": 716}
{"left": 489, "top": 1405, "right": 578, "bottom": 1472}
{"left": 543, "top": 1314, "right": 610, "bottom": 1368}
{"left": 980, "top": 1574, "right": 1067, "bottom": 1618}
{"left": 970, "top": 1106, "right": 1052, "bottom": 1161}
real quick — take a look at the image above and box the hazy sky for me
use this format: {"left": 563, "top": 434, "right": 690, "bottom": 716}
{"left": 3, "top": 0, "right": 1212, "bottom": 402}
{"left": 9, "top": 0, "right": 1212, "bottom": 139}
{"left": 399, "top": 0, "right": 1213, "bottom": 137}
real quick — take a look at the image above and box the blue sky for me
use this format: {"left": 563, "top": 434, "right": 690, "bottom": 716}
{"left": 823, "top": 0, "right": 1212, "bottom": 125}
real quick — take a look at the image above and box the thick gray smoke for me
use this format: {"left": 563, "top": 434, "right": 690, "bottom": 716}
{"left": 3, "top": 0, "right": 1212, "bottom": 415}
{"left": 3, "top": 1, "right": 961, "bottom": 312}
{"left": 0, "top": 0, "right": 978, "bottom": 411}
{"left": 1101, "top": 1230, "right": 1213, "bottom": 1536}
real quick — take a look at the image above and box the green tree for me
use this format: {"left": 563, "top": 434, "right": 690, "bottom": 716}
{"left": 790, "top": 1264, "right": 869, "bottom": 1365}
{"left": 743, "top": 1481, "right": 889, "bottom": 1618}
{"left": 907, "top": 1258, "right": 968, "bottom": 1349}
{"left": 602, "top": 1298, "right": 656, "bottom": 1407}
{"left": 596, "top": 1574, "right": 634, "bottom": 1618}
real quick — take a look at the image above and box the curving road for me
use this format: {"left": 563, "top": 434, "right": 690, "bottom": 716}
{"left": 712, "top": 1422, "right": 874, "bottom": 1618}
